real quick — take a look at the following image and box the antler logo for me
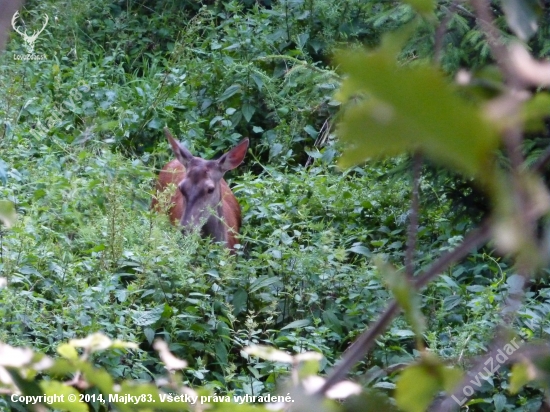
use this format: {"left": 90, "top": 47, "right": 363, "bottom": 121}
{"left": 11, "top": 11, "right": 48, "bottom": 54}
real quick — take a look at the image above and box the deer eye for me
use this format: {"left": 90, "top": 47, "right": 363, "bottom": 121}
{"left": 206, "top": 186, "right": 215, "bottom": 194}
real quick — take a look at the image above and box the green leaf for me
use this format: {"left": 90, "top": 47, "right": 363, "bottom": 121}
{"left": 281, "top": 319, "right": 310, "bottom": 330}
{"left": 57, "top": 343, "right": 79, "bottom": 360}
{"left": 493, "top": 393, "right": 506, "bottom": 412}
{"left": 304, "top": 124, "right": 318, "bottom": 138}
{"left": 502, "top": 0, "right": 540, "bottom": 41}
{"left": 396, "top": 363, "right": 440, "bottom": 412}
{"left": 131, "top": 306, "right": 164, "bottom": 326}
{"left": 509, "top": 362, "right": 533, "bottom": 394}
{"left": 81, "top": 364, "right": 115, "bottom": 395}
{"left": 347, "top": 244, "right": 371, "bottom": 257}
{"left": 242, "top": 103, "right": 255, "bottom": 122}
{"left": 96, "top": 120, "right": 119, "bottom": 131}
{"left": 396, "top": 356, "right": 462, "bottom": 412}
{"left": 41, "top": 381, "right": 88, "bottom": 412}
{"left": 522, "top": 93, "right": 550, "bottom": 132}
{"left": 147, "top": 118, "right": 163, "bottom": 130}
{"left": 232, "top": 287, "right": 248, "bottom": 315}
{"left": 144, "top": 327, "right": 155, "bottom": 345}
{"left": 218, "top": 84, "right": 241, "bottom": 102}
{"left": 379, "top": 258, "right": 425, "bottom": 337}
{"left": 336, "top": 49, "right": 499, "bottom": 181}
{"left": 305, "top": 148, "right": 322, "bottom": 159}
{"left": 402, "top": 0, "right": 435, "bottom": 14}
{"left": 251, "top": 73, "right": 264, "bottom": 91}
{"left": 297, "top": 32, "right": 309, "bottom": 49}
{"left": 215, "top": 341, "right": 228, "bottom": 365}
{"left": 270, "top": 143, "right": 283, "bottom": 159}
{"left": 249, "top": 276, "right": 280, "bottom": 293}
{"left": 322, "top": 310, "right": 343, "bottom": 335}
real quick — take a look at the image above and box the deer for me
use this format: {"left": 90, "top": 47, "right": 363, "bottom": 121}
{"left": 152, "top": 128, "right": 249, "bottom": 252}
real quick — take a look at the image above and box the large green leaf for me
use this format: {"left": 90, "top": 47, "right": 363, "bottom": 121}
{"left": 396, "top": 356, "right": 463, "bottom": 412}
{"left": 336, "top": 50, "right": 499, "bottom": 180}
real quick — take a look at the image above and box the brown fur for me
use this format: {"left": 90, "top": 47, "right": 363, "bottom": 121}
{"left": 152, "top": 159, "right": 242, "bottom": 251}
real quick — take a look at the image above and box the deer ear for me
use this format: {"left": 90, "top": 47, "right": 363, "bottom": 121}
{"left": 165, "top": 127, "right": 193, "bottom": 168}
{"left": 217, "top": 138, "right": 249, "bottom": 172}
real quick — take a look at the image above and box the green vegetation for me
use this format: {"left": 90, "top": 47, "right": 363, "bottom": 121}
{"left": 1, "top": 0, "right": 550, "bottom": 411}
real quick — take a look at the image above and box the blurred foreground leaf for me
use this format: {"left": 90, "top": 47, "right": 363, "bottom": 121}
{"left": 336, "top": 49, "right": 499, "bottom": 181}
{"left": 0, "top": 200, "right": 16, "bottom": 228}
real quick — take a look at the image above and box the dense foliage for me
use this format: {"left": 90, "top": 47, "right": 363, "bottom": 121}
{"left": 1, "top": 0, "right": 550, "bottom": 411}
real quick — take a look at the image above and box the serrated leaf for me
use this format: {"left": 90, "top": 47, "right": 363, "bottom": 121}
{"left": 502, "top": 0, "right": 540, "bottom": 41}
{"left": 242, "top": 103, "right": 255, "bottom": 122}
{"left": 336, "top": 49, "right": 499, "bottom": 181}
{"left": 493, "top": 393, "right": 507, "bottom": 412}
{"left": 131, "top": 306, "right": 164, "bottom": 326}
